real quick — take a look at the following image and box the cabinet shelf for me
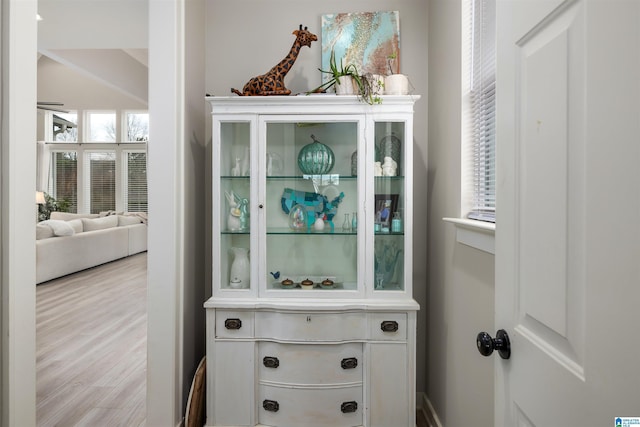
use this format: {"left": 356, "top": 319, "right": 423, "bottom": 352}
{"left": 266, "top": 227, "right": 356, "bottom": 235}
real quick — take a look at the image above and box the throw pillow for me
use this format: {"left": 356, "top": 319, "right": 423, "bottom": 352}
{"left": 36, "top": 223, "right": 55, "bottom": 240}
{"left": 40, "top": 219, "right": 75, "bottom": 237}
{"left": 118, "top": 215, "right": 142, "bottom": 226}
{"left": 81, "top": 215, "right": 118, "bottom": 231}
{"left": 68, "top": 219, "right": 83, "bottom": 233}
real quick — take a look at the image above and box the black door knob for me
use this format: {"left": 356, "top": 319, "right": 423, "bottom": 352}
{"left": 476, "top": 329, "right": 511, "bottom": 359}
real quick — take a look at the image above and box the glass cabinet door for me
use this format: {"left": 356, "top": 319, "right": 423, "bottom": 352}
{"left": 217, "top": 120, "right": 252, "bottom": 292}
{"left": 262, "top": 117, "right": 361, "bottom": 295}
{"left": 372, "top": 121, "right": 407, "bottom": 292}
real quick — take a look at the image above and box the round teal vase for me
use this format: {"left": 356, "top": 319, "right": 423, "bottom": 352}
{"left": 297, "top": 134, "right": 334, "bottom": 175}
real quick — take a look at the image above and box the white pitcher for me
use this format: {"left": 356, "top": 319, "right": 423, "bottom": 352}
{"left": 229, "top": 247, "right": 250, "bottom": 289}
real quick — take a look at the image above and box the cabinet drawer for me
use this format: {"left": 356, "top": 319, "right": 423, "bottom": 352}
{"left": 369, "top": 313, "right": 407, "bottom": 341}
{"left": 259, "top": 384, "right": 362, "bottom": 427}
{"left": 255, "top": 311, "right": 366, "bottom": 341}
{"left": 215, "top": 310, "right": 254, "bottom": 338}
{"left": 259, "top": 342, "right": 362, "bottom": 385}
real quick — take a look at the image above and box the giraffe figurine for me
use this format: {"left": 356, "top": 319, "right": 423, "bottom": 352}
{"left": 231, "top": 25, "right": 317, "bottom": 96}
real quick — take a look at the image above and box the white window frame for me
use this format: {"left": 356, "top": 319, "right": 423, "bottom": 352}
{"left": 41, "top": 109, "right": 148, "bottom": 214}
{"left": 444, "top": 0, "right": 496, "bottom": 253}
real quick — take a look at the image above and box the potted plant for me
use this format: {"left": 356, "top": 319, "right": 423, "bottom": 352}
{"left": 383, "top": 51, "right": 409, "bottom": 95}
{"left": 38, "top": 192, "right": 71, "bottom": 221}
{"left": 309, "top": 50, "right": 381, "bottom": 104}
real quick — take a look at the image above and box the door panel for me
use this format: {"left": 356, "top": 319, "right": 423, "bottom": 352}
{"left": 496, "top": 0, "right": 640, "bottom": 425}
{"left": 516, "top": 1, "right": 585, "bottom": 378}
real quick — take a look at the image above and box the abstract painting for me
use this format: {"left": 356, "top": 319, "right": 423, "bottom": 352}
{"left": 321, "top": 11, "right": 400, "bottom": 84}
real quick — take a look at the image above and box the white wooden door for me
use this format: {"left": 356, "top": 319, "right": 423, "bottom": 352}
{"left": 495, "top": 0, "right": 640, "bottom": 425}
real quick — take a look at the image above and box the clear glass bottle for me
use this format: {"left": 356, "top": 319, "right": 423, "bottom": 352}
{"left": 351, "top": 212, "right": 358, "bottom": 232}
{"left": 342, "top": 213, "right": 351, "bottom": 231}
{"left": 391, "top": 211, "right": 402, "bottom": 233}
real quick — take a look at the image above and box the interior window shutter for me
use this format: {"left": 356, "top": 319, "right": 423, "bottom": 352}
{"left": 468, "top": 0, "right": 496, "bottom": 222}
{"left": 124, "top": 151, "right": 148, "bottom": 212}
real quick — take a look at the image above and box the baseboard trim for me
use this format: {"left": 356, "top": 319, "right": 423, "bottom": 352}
{"left": 421, "top": 393, "right": 443, "bottom": 427}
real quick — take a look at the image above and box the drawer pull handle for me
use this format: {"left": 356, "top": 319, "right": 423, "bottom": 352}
{"left": 224, "top": 318, "right": 242, "bottom": 330}
{"left": 380, "top": 320, "right": 399, "bottom": 332}
{"left": 263, "top": 399, "right": 279, "bottom": 412}
{"left": 341, "top": 357, "right": 358, "bottom": 369}
{"left": 341, "top": 401, "right": 358, "bottom": 413}
{"left": 263, "top": 356, "right": 280, "bottom": 368}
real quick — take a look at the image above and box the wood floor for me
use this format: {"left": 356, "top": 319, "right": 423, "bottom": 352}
{"left": 36, "top": 253, "right": 147, "bottom": 427}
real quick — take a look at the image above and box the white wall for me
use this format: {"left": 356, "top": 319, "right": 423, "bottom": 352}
{"left": 205, "top": 0, "right": 429, "bottom": 394}
{"left": 427, "top": 1, "right": 495, "bottom": 425}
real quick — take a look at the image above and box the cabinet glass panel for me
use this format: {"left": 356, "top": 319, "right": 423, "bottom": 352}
{"left": 373, "top": 122, "right": 405, "bottom": 292}
{"left": 265, "top": 120, "right": 358, "bottom": 292}
{"left": 220, "top": 121, "right": 251, "bottom": 290}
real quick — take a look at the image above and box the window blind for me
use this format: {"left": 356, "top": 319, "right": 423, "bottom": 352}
{"left": 49, "top": 151, "right": 78, "bottom": 212}
{"left": 84, "top": 152, "right": 116, "bottom": 213}
{"left": 468, "top": 0, "right": 496, "bottom": 222}
{"left": 124, "top": 151, "right": 148, "bottom": 212}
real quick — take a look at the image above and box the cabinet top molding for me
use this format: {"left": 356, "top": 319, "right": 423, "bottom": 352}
{"left": 206, "top": 94, "right": 420, "bottom": 115}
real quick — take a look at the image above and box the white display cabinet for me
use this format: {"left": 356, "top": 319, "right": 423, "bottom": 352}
{"left": 205, "top": 95, "right": 420, "bottom": 427}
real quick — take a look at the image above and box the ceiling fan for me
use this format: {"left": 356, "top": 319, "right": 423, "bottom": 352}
{"left": 37, "top": 101, "right": 69, "bottom": 113}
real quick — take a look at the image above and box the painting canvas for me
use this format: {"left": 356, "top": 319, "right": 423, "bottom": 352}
{"left": 321, "top": 11, "right": 400, "bottom": 84}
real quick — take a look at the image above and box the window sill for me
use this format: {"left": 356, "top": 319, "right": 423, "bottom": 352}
{"left": 443, "top": 217, "right": 495, "bottom": 255}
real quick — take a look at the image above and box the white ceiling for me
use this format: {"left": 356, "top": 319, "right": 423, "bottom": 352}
{"left": 37, "top": 0, "right": 148, "bottom": 102}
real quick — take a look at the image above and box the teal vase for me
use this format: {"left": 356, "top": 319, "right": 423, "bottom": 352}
{"left": 297, "top": 134, "right": 334, "bottom": 175}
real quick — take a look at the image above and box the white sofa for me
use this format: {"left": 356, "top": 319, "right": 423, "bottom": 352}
{"left": 36, "top": 212, "right": 147, "bottom": 284}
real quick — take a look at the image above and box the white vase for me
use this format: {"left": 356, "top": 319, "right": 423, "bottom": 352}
{"left": 313, "top": 216, "right": 325, "bottom": 231}
{"left": 229, "top": 247, "right": 250, "bottom": 289}
{"left": 384, "top": 74, "right": 409, "bottom": 95}
{"left": 335, "top": 75, "right": 355, "bottom": 95}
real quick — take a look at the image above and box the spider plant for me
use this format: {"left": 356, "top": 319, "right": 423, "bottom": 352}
{"left": 308, "top": 50, "right": 381, "bottom": 104}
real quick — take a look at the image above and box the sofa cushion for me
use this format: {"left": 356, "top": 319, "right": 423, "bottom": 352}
{"left": 40, "top": 219, "right": 75, "bottom": 237}
{"left": 50, "top": 212, "right": 100, "bottom": 221}
{"left": 68, "top": 219, "right": 84, "bottom": 233}
{"left": 36, "top": 223, "right": 55, "bottom": 240}
{"left": 118, "top": 215, "right": 143, "bottom": 226}
{"left": 81, "top": 215, "right": 118, "bottom": 231}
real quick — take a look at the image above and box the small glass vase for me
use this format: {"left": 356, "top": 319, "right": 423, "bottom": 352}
{"left": 342, "top": 213, "right": 351, "bottom": 231}
{"left": 351, "top": 212, "right": 358, "bottom": 232}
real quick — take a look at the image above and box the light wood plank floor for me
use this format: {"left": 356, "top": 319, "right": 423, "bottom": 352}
{"left": 37, "top": 253, "right": 147, "bottom": 427}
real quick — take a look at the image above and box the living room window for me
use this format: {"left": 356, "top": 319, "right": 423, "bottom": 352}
{"left": 124, "top": 111, "right": 150, "bottom": 142}
{"left": 86, "top": 111, "right": 117, "bottom": 142}
{"left": 123, "top": 151, "right": 148, "bottom": 212}
{"left": 51, "top": 112, "right": 78, "bottom": 142}
{"left": 42, "top": 110, "right": 148, "bottom": 214}
{"left": 48, "top": 151, "right": 78, "bottom": 212}
{"left": 85, "top": 151, "right": 116, "bottom": 213}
